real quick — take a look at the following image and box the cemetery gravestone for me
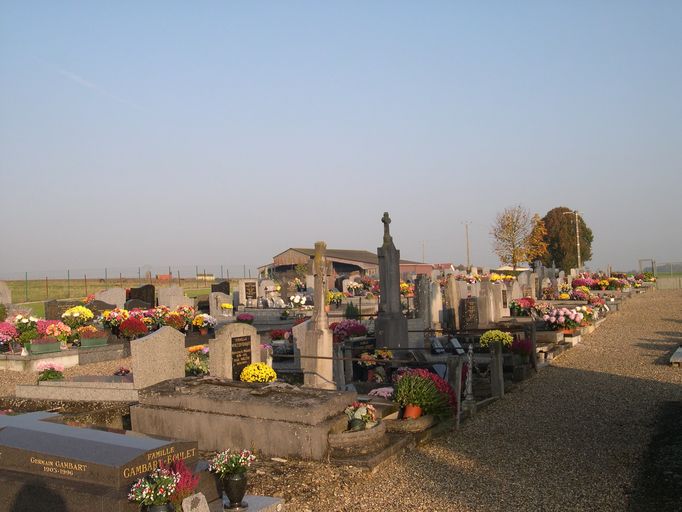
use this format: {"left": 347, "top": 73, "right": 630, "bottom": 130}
{"left": 209, "top": 292, "right": 232, "bottom": 319}
{"left": 211, "top": 280, "right": 230, "bottom": 295}
{"left": 430, "top": 280, "right": 443, "bottom": 330}
{"left": 0, "top": 281, "right": 11, "bottom": 305}
{"left": 130, "top": 326, "right": 186, "bottom": 389}
{"left": 259, "top": 279, "right": 275, "bottom": 297}
{"left": 44, "top": 299, "right": 83, "bottom": 321}
{"left": 461, "top": 298, "right": 479, "bottom": 331}
{"left": 375, "top": 212, "right": 408, "bottom": 349}
{"left": 209, "top": 323, "right": 262, "bottom": 380}
{"left": 128, "top": 284, "right": 155, "bottom": 308}
{"left": 159, "top": 285, "right": 194, "bottom": 309}
{"left": 94, "top": 287, "right": 126, "bottom": 309}
{"left": 444, "top": 275, "right": 461, "bottom": 331}
{"left": 125, "top": 298, "right": 151, "bottom": 310}
{"left": 478, "top": 281, "right": 495, "bottom": 328}
{"left": 85, "top": 299, "right": 116, "bottom": 317}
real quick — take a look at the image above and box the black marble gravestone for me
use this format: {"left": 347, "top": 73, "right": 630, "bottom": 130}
{"left": 124, "top": 298, "right": 151, "bottom": 310}
{"left": 44, "top": 299, "right": 84, "bottom": 321}
{"left": 460, "top": 297, "right": 479, "bottom": 331}
{"left": 211, "top": 280, "right": 230, "bottom": 295}
{"left": 86, "top": 299, "right": 116, "bottom": 317}
{"left": 0, "top": 411, "right": 216, "bottom": 512}
{"left": 128, "top": 284, "right": 155, "bottom": 308}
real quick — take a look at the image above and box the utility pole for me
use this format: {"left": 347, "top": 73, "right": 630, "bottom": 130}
{"left": 563, "top": 210, "right": 582, "bottom": 269}
{"left": 422, "top": 241, "right": 425, "bottom": 263}
{"left": 462, "top": 221, "right": 472, "bottom": 272}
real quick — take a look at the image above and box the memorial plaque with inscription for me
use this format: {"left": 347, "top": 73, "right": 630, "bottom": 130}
{"left": 231, "top": 335, "right": 252, "bottom": 379}
{"left": 460, "top": 297, "right": 479, "bottom": 331}
{"left": 244, "top": 282, "right": 257, "bottom": 300}
{"left": 44, "top": 299, "right": 84, "bottom": 320}
{"left": 501, "top": 289, "right": 508, "bottom": 308}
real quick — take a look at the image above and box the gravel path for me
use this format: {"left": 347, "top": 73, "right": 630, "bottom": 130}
{"left": 279, "top": 290, "right": 682, "bottom": 511}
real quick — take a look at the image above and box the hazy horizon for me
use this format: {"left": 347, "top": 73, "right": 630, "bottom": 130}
{"left": 2, "top": 1, "right": 681, "bottom": 278}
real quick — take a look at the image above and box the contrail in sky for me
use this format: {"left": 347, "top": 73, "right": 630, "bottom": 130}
{"left": 53, "top": 65, "right": 143, "bottom": 110}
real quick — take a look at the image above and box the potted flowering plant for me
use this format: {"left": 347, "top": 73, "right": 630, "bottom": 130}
{"left": 101, "top": 308, "right": 130, "bottom": 336}
{"left": 542, "top": 308, "right": 583, "bottom": 333}
{"left": 344, "top": 401, "right": 378, "bottom": 431}
{"left": 479, "top": 330, "right": 514, "bottom": 349}
{"left": 509, "top": 297, "right": 535, "bottom": 317}
{"left": 164, "top": 312, "right": 186, "bottom": 332}
{"left": 45, "top": 321, "right": 73, "bottom": 348}
{"left": 77, "top": 325, "right": 108, "bottom": 348}
{"left": 174, "top": 305, "right": 196, "bottom": 327}
{"left": 236, "top": 313, "right": 254, "bottom": 325}
{"left": 511, "top": 338, "right": 533, "bottom": 365}
{"left": 191, "top": 314, "right": 217, "bottom": 335}
{"left": 186, "top": 345, "right": 210, "bottom": 376}
{"left": 393, "top": 373, "right": 449, "bottom": 420}
{"left": 220, "top": 302, "right": 234, "bottom": 317}
{"left": 61, "top": 306, "right": 94, "bottom": 329}
{"left": 29, "top": 336, "right": 62, "bottom": 355}
{"left": 239, "top": 362, "right": 277, "bottom": 383}
{"left": 12, "top": 314, "right": 39, "bottom": 355}
{"left": 128, "top": 465, "right": 180, "bottom": 511}
{"left": 36, "top": 362, "right": 64, "bottom": 382}
{"left": 0, "top": 322, "right": 18, "bottom": 353}
{"left": 119, "top": 317, "right": 149, "bottom": 340}
{"left": 208, "top": 449, "right": 256, "bottom": 509}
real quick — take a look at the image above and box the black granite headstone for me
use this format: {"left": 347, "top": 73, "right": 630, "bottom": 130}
{"left": 231, "top": 335, "right": 252, "bottom": 379}
{"left": 211, "top": 280, "right": 230, "bottom": 295}
{"left": 128, "top": 285, "right": 155, "bottom": 308}
{"left": 0, "top": 411, "right": 214, "bottom": 512}
{"left": 86, "top": 300, "right": 116, "bottom": 316}
{"left": 460, "top": 297, "right": 479, "bottom": 331}
{"left": 44, "top": 300, "right": 84, "bottom": 321}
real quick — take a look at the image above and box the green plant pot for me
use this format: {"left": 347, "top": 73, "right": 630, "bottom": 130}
{"left": 29, "top": 342, "right": 61, "bottom": 354}
{"left": 348, "top": 418, "right": 365, "bottom": 431}
{"left": 80, "top": 337, "right": 108, "bottom": 348}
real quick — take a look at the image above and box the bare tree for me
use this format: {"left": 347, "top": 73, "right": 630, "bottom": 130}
{"left": 490, "top": 205, "right": 532, "bottom": 269}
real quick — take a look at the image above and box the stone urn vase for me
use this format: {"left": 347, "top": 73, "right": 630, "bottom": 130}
{"left": 220, "top": 473, "right": 248, "bottom": 509}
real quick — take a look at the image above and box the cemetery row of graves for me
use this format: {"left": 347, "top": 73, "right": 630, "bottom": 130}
{"left": 0, "top": 217, "right": 660, "bottom": 511}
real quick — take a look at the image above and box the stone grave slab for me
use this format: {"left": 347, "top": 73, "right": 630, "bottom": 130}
{"left": 0, "top": 411, "right": 215, "bottom": 512}
{"left": 159, "top": 285, "right": 194, "bottom": 309}
{"left": 131, "top": 379, "right": 355, "bottom": 460}
{"left": 124, "top": 298, "right": 151, "bottom": 310}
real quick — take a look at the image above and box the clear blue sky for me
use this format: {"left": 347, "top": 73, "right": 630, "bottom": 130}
{"left": 1, "top": 1, "right": 680, "bottom": 278}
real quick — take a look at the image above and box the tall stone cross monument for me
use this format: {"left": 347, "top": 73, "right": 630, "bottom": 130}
{"left": 375, "top": 212, "right": 408, "bottom": 349}
{"left": 301, "top": 241, "right": 335, "bottom": 389}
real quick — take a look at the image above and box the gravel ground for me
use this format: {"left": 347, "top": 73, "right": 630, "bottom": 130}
{"left": 251, "top": 290, "right": 682, "bottom": 511}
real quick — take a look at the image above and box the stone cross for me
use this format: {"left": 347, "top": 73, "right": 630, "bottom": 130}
{"left": 382, "top": 212, "right": 392, "bottom": 243}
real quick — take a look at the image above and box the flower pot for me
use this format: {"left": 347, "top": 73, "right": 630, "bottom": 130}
{"left": 219, "top": 473, "right": 248, "bottom": 509}
{"left": 199, "top": 328, "right": 208, "bottom": 336}
{"left": 403, "top": 404, "right": 423, "bottom": 420}
{"left": 144, "top": 505, "right": 173, "bottom": 512}
{"left": 348, "top": 418, "right": 365, "bottom": 431}
{"left": 80, "top": 337, "right": 108, "bottom": 348}
{"left": 20, "top": 345, "right": 29, "bottom": 356}
{"left": 29, "top": 342, "right": 61, "bottom": 354}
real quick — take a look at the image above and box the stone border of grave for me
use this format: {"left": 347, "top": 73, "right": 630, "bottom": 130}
{"left": 327, "top": 420, "right": 388, "bottom": 457}
{"left": 0, "top": 343, "right": 127, "bottom": 372}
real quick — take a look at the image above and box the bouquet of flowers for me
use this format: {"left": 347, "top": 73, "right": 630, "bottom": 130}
{"left": 175, "top": 305, "right": 196, "bottom": 325}
{"left": 149, "top": 305, "right": 171, "bottom": 328}
{"left": 61, "top": 306, "right": 94, "bottom": 328}
{"left": 208, "top": 449, "right": 256, "bottom": 477}
{"left": 330, "top": 320, "right": 367, "bottom": 343}
{"left": 236, "top": 313, "right": 254, "bottom": 325}
{"left": 12, "top": 314, "right": 38, "bottom": 346}
{"left": 192, "top": 314, "right": 217, "bottom": 330}
{"left": 344, "top": 401, "right": 377, "bottom": 429}
{"left": 268, "top": 329, "right": 289, "bottom": 341}
{"left": 358, "top": 352, "right": 377, "bottom": 368}
{"left": 399, "top": 281, "right": 414, "bottom": 297}
{"left": 101, "top": 308, "right": 129, "bottom": 328}
{"left": 288, "top": 295, "right": 307, "bottom": 308}
{"left": 347, "top": 282, "right": 363, "bottom": 295}
{"left": 128, "top": 466, "right": 180, "bottom": 506}
{"left": 165, "top": 312, "right": 186, "bottom": 331}
{"left": 186, "top": 346, "right": 210, "bottom": 376}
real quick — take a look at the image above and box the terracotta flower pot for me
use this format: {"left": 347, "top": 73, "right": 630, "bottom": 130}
{"left": 403, "top": 404, "right": 423, "bottom": 420}
{"left": 199, "top": 328, "right": 208, "bottom": 336}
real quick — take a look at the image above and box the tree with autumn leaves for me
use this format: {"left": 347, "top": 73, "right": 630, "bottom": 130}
{"left": 491, "top": 205, "right": 592, "bottom": 271}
